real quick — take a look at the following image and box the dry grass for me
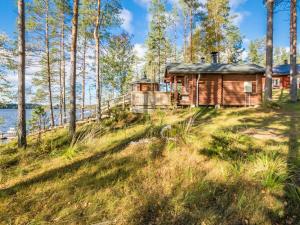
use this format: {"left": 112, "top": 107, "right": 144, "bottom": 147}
{"left": 0, "top": 91, "right": 300, "bottom": 225}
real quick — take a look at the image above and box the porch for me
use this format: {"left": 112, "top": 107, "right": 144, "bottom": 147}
{"left": 165, "top": 74, "right": 196, "bottom": 107}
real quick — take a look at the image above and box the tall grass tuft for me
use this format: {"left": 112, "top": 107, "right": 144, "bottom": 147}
{"left": 252, "top": 152, "right": 288, "bottom": 190}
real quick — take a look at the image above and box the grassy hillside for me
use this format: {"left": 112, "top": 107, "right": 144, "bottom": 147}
{"left": 0, "top": 90, "right": 299, "bottom": 225}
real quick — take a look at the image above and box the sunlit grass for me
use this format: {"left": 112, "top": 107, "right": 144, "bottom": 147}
{"left": 0, "top": 90, "right": 299, "bottom": 224}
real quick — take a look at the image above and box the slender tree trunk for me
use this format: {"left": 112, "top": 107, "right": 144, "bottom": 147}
{"left": 45, "top": 0, "right": 55, "bottom": 127}
{"left": 61, "top": 16, "right": 67, "bottom": 124}
{"left": 183, "top": 12, "right": 187, "bottom": 63}
{"left": 265, "top": 0, "right": 274, "bottom": 101}
{"left": 174, "top": 19, "right": 177, "bottom": 61}
{"left": 59, "top": 13, "right": 63, "bottom": 125}
{"left": 94, "top": 0, "right": 101, "bottom": 121}
{"left": 81, "top": 34, "right": 87, "bottom": 120}
{"left": 17, "top": 0, "right": 26, "bottom": 148}
{"left": 189, "top": 7, "right": 193, "bottom": 63}
{"left": 290, "top": 0, "right": 298, "bottom": 102}
{"left": 69, "top": 0, "right": 79, "bottom": 138}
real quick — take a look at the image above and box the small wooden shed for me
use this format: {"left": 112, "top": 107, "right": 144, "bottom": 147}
{"left": 165, "top": 63, "right": 265, "bottom": 107}
{"left": 132, "top": 76, "right": 159, "bottom": 92}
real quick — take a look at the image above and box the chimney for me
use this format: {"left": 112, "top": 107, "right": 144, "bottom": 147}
{"left": 284, "top": 59, "right": 288, "bottom": 65}
{"left": 200, "top": 57, "right": 205, "bottom": 63}
{"left": 211, "top": 52, "right": 219, "bottom": 64}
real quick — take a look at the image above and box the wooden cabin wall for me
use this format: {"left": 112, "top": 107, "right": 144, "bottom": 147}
{"left": 222, "top": 74, "right": 262, "bottom": 106}
{"left": 196, "top": 74, "right": 263, "bottom": 106}
{"left": 134, "top": 83, "right": 159, "bottom": 92}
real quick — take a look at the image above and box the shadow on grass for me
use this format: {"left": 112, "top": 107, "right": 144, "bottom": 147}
{"left": 128, "top": 178, "right": 268, "bottom": 225}
{"left": 0, "top": 127, "right": 151, "bottom": 196}
{"left": 282, "top": 111, "right": 300, "bottom": 223}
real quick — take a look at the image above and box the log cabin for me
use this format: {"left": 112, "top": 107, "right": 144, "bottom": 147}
{"left": 267, "top": 62, "right": 300, "bottom": 89}
{"left": 164, "top": 62, "right": 265, "bottom": 107}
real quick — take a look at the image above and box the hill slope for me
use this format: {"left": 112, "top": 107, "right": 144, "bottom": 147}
{"left": 0, "top": 90, "right": 299, "bottom": 225}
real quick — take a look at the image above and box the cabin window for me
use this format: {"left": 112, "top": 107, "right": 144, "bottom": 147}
{"left": 272, "top": 79, "right": 280, "bottom": 88}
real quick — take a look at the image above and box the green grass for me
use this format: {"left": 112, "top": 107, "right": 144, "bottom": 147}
{"left": 0, "top": 91, "right": 300, "bottom": 225}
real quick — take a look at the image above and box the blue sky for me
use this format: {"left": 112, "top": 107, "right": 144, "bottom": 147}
{"left": 119, "top": 0, "right": 293, "bottom": 51}
{"left": 0, "top": 0, "right": 294, "bottom": 50}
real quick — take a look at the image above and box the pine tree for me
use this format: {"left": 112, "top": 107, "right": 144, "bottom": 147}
{"left": 248, "top": 38, "right": 265, "bottom": 65}
{"left": 169, "top": 5, "right": 180, "bottom": 62}
{"left": 27, "top": 0, "right": 57, "bottom": 127}
{"left": 265, "top": 0, "right": 274, "bottom": 101}
{"left": 0, "top": 34, "right": 14, "bottom": 105}
{"left": 79, "top": 0, "right": 93, "bottom": 120}
{"left": 94, "top": 0, "right": 102, "bottom": 121}
{"left": 17, "top": 0, "right": 26, "bottom": 148}
{"left": 102, "top": 33, "right": 135, "bottom": 95}
{"left": 69, "top": 0, "right": 79, "bottom": 138}
{"left": 290, "top": 0, "right": 297, "bottom": 102}
{"left": 146, "top": 0, "right": 169, "bottom": 83}
{"left": 183, "top": 0, "right": 201, "bottom": 63}
{"left": 54, "top": 0, "right": 70, "bottom": 125}
{"left": 224, "top": 24, "right": 244, "bottom": 63}
{"left": 201, "top": 0, "right": 231, "bottom": 59}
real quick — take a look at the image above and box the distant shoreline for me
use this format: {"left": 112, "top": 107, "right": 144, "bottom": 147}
{"left": 0, "top": 104, "right": 42, "bottom": 109}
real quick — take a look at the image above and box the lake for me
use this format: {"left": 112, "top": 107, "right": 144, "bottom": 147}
{"left": 0, "top": 109, "right": 94, "bottom": 133}
{"left": 0, "top": 109, "right": 33, "bottom": 133}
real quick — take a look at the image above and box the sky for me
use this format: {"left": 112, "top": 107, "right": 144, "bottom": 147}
{"left": 0, "top": 0, "right": 295, "bottom": 57}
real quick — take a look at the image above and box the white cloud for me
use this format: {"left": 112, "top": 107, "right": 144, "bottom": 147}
{"left": 120, "top": 9, "right": 133, "bottom": 33}
{"left": 232, "top": 11, "right": 249, "bottom": 26}
{"left": 134, "top": 43, "right": 147, "bottom": 59}
{"left": 230, "top": 0, "right": 247, "bottom": 9}
{"left": 134, "top": 0, "right": 151, "bottom": 8}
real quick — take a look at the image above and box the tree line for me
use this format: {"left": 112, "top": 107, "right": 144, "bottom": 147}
{"left": 144, "top": 0, "right": 244, "bottom": 82}
{"left": 5, "top": 0, "right": 136, "bottom": 148}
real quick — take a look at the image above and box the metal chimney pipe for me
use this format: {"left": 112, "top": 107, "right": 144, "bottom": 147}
{"left": 211, "top": 52, "right": 219, "bottom": 64}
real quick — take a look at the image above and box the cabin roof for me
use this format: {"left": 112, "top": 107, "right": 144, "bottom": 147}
{"left": 132, "top": 77, "right": 158, "bottom": 84}
{"left": 165, "top": 63, "right": 265, "bottom": 75}
{"left": 273, "top": 64, "right": 300, "bottom": 75}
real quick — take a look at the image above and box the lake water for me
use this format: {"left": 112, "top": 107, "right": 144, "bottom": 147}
{"left": 0, "top": 109, "right": 94, "bottom": 133}
{"left": 0, "top": 109, "right": 33, "bottom": 133}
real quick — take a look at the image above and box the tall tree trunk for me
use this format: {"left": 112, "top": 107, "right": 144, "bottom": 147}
{"left": 59, "top": 13, "right": 63, "bottom": 125}
{"left": 61, "top": 15, "right": 67, "bottom": 124}
{"left": 17, "top": 0, "right": 26, "bottom": 148}
{"left": 94, "top": 0, "right": 101, "bottom": 121}
{"left": 183, "top": 13, "right": 187, "bottom": 63}
{"left": 189, "top": 7, "right": 193, "bottom": 63}
{"left": 59, "top": 5, "right": 66, "bottom": 125}
{"left": 174, "top": 18, "right": 177, "bottom": 61}
{"left": 265, "top": 0, "right": 274, "bottom": 101}
{"left": 81, "top": 34, "right": 87, "bottom": 120}
{"left": 46, "top": 0, "right": 55, "bottom": 127}
{"left": 69, "top": 0, "right": 79, "bottom": 138}
{"left": 290, "top": 0, "right": 298, "bottom": 102}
